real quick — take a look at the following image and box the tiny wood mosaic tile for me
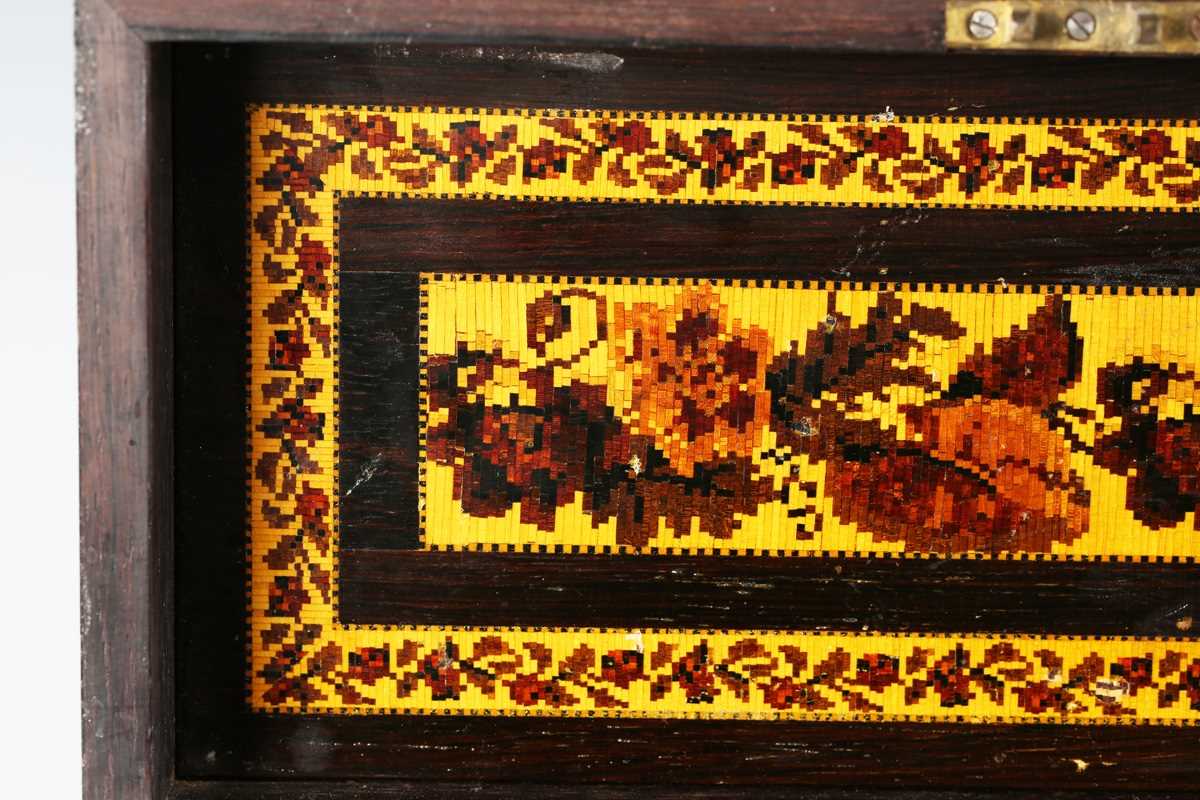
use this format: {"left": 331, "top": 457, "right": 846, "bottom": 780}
{"left": 248, "top": 105, "right": 1200, "bottom": 722}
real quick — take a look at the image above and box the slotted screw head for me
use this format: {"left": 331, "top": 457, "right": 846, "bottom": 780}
{"left": 1065, "top": 9, "right": 1097, "bottom": 41}
{"left": 967, "top": 8, "right": 998, "bottom": 40}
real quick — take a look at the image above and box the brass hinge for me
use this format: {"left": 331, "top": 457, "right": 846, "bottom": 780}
{"left": 946, "top": 1, "right": 1200, "bottom": 54}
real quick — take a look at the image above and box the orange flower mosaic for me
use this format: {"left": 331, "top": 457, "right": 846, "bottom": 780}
{"left": 611, "top": 287, "right": 775, "bottom": 478}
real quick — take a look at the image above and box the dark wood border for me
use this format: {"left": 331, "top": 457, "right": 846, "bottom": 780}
{"left": 77, "top": 2, "right": 1200, "bottom": 799}
{"left": 167, "top": 785, "right": 1198, "bottom": 800}
{"left": 108, "top": 0, "right": 946, "bottom": 50}
{"left": 78, "top": 0, "right": 172, "bottom": 798}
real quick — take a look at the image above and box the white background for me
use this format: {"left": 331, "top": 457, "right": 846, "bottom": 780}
{"left": 0, "top": 1, "right": 81, "bottom": 794}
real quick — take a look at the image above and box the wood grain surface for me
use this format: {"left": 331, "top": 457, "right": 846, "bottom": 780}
{"left": 77, "top": 1, "right": 173, "bottom": 798}
{"left": 175, "top": 712, "right": 1200, "bottom": 789}
{"left": 342, "top": 199, "right": 1200, "bottom": 287}
{"left": 171, "top": 42, "right": 1200, "bottom": 793}
{"left": 209, "top": 42, "right": 1200, "bottom": 118}
{"left": 117, "top": 0, "right": 946, "bottom": 51}
{"left": 339, "top": 549, "right": 1200, "bottom": 633}
{"left": 169, "top": 783, "right": 1198, "bottom": 800}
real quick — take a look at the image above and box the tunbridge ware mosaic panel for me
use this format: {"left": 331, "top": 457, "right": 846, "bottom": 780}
{"left": 424, "top": 277, "right": 1200, "bottom": 558}
{"left": 248, "top": 104, "right": 1200, "bottom": 721}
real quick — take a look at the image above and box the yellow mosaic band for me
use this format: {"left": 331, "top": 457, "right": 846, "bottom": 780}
{"left": 249, "top": 105, "right": 1200, "bottom": 210}
{"left": 247, "top": 627, "right": 1200, "bottom": 722}
{"left": 423, "top": 275, "right": 1200, "bottom": 559}
{"left": 248, "top": 105, "right": 1200, "bottom": 722}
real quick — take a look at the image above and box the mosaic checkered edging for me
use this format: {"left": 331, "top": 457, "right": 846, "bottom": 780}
{"left": 248, "top": 105, "right": 1200, "bottom": 720}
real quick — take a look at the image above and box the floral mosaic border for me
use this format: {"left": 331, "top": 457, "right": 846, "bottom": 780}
{"left": 247, "top": 105, "right": 1200, "bottom": 720}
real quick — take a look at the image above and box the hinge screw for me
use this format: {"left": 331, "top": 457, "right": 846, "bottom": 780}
{"left": 967, "top": 8, "right": 998, "bottom": 40}
{"left": 1065, "top": 9, "right": 1097, "bottom": 41}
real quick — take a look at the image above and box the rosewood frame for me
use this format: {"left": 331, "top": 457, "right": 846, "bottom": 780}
{"left": 76, "top": 1, "right": 1193, "bottom": 798}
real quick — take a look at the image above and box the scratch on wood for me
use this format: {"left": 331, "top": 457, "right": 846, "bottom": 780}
{"left": 442, "top": 46, "right": 624, "bottom": 73}
{"left": 345, "top": 452, "right": 383, "bottom": 496}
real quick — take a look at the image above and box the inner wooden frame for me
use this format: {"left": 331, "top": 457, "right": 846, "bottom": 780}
{"left": 334, "top": 197, "right": 1200, "bottom": 632}
{"left": 162, "top": 42, "right": 1200, "bottom": 793}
